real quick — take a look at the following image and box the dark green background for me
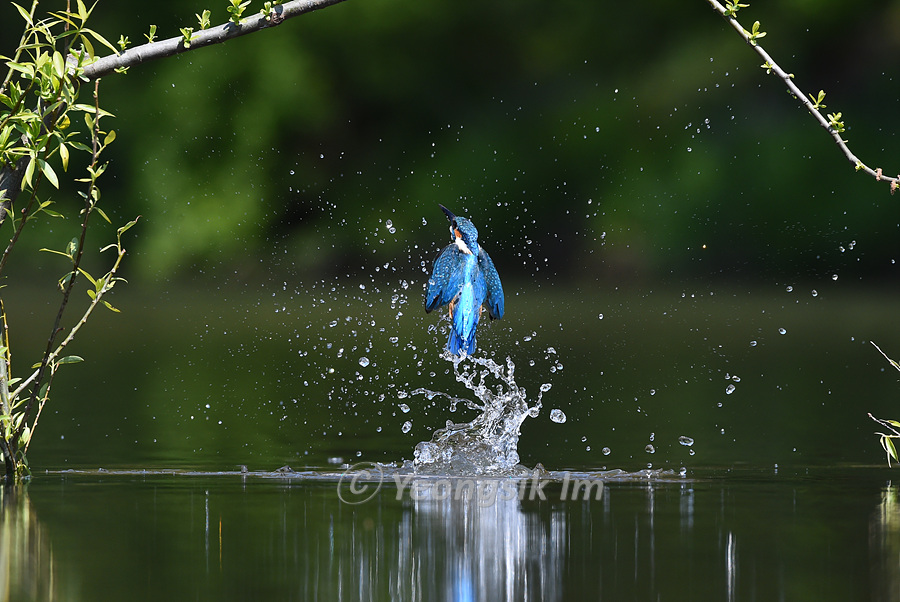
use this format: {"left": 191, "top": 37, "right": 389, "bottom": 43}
{"left": 2, "top": 0, "right": 900, "bottom": 472}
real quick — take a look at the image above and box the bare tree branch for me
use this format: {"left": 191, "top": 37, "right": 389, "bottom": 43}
{"left": 81, "top": 0, "right": 349, "bottom": 80}
{"left": 706, "top": 0, "right": 900, "bottom": 191}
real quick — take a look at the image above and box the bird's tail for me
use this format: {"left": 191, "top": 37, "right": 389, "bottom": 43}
{"left": 447, "top": 328, "right": 476, "bottom": 356}
{"left": 447, "top": 286, "right": 479, "bottom": 355}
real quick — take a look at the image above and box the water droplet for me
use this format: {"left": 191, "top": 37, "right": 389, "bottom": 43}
{"left": 399, "top": 403, "right": 410, "bottom": 413}
{"left": 601, "top": 447, "right": 611, "bottom": 456}
{"left": 401, "top": 420, "right": 412, "bottom": 433}
{"left": 750, "top": 340, "right": 758, "bottom": 347}
{"left": 598, "top": 313, "right": 604, "bottom": 320}
{"left": 678, "top": 436, "right": 694, "bottom": 447}
{"left": 832, "top": 274, "right": 839, "bottom": 281}
{"left": 786, "top": 285, "right": 793, "bottom": 292}
{"left": 645, "top": 444, "right": 656, "bottom": 454}
{"left": 726, "top": 383, "right": 736, "bottom": 395}
{"left": 540, "top": 383, "right": 552, "bottom": 393}
{"left": 731, "top": 375, "right": 740, "bottom": 382}
{"left": 811, "top": 289, "right": 818, "bottom": 297}
{"left": 358, "top": 357, "right": 370, "bottom": 367}
{"left": 550, "top": 409, "right": 567, "bottom": 423}
{"left": 778, "top": 328, "right": 787, "bottom": 335}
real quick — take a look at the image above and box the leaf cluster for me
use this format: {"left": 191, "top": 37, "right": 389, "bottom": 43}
{"left": 0, "top": 0, "right": 137, "bottom": 480}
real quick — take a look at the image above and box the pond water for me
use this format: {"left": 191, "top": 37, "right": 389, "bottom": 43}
{"left": 2, "top": 466, "right": 896, "bottom": 601}
{"left": 3, "top": 281, "right": 900, "bottom": 600}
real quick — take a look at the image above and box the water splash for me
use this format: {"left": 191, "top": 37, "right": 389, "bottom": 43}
{"left": 404, "top": 353, "right": 551, "bottom": 477}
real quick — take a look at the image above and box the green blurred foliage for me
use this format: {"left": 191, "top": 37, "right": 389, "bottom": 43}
{"left": 2, "top": 0, "right": 900, "bottom": 284}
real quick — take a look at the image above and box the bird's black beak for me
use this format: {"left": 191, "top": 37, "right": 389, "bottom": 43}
{"left": 439, "top": 204, "right": 456, "bottom": 223}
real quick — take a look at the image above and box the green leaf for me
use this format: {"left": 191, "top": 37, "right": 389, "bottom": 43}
{"left": 117, "top": 216, "right": 140, "bottom": 237}
{"left": 12, "top": 3, "right": 34, "bottom": 26}
{"left": 180, "top": 27, "right": 195, "bottom": 48}
{"left": 59, "top": 141, "right": 70, "bottom": 171}
{"left": 144, "top": 24, "right": 158, "bottom": 44}
{"left": 886, "top": 436, "right": 898, "bottom": 466}
{"left": 81, "top": 36, "right": 96, "bottom": 60}
{"left": 39, "top": 247, "right": 72, "bottom": 258}
{"left": 71, "top": 104, "right": 115, "bottom": 118}
{"left": 23, "top": 157, "right": 35, "bottom": 190}
{"left": 77, "top": 267, "right": 98, "bottom": 288}
{"left": 76, "top": 0, "right": 89, "bottom": 22}
{"left": 37, "top": 158, "right": 59, "bottom": 188}
{"left": 82, "top": 28, "right": 118, "bottom": 55}
{"left": 101, "top": 300, "right": 120, "bottom": 313}
{"left": 52, "top": 51, "right": 66, "bottom": 80}
{"left": 5, "top": 62, "right": 35, "bottom": 78}
{"left": 56, "top": 355, "right": 84, "bottom": 365}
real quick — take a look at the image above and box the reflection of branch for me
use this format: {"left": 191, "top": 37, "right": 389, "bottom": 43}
{"left": 705, "top": 0, "right": 900, "bottom": 191}
{"left": 81, "top": 0, "right": 348, "bottom": 81}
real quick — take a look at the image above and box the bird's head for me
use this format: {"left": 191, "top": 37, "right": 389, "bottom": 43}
{"left": 439, "top": 204, "right": 479, "bottom": 255}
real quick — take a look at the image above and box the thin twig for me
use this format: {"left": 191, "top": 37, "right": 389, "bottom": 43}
{"left": 871, "top": 341, "right": 900, "bottom": 373}
{"left": 705, "top": 0, "right": 900, "bottom": 190}
{"left": 0, "top": 0, "right": 39, "bottom": 97}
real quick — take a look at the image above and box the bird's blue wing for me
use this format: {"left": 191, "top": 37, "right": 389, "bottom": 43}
{"left": 426, "top": 244, "right": 462, "bottom": 312}
{"left": 478, "top": 247, "right": 504, "bottom": 320}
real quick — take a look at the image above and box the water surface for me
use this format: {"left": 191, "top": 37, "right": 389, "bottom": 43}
{"left": 1, "top": 466, "right": 895, "bottom": 601}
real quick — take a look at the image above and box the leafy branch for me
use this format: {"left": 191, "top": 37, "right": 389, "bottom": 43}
{"left": 1, "top": 0, "right": 350, "bottom": 218}
{"left": 706, "top": 0, "right": 900, "bottom": 192}
{"left": 78, "top": 0, "right": 347, "bottom": 82}
{"left": 0, "top": 0, "right": 351, "bottom": 481}
{"left": 870, "top": 342, "right": 900, "bottom": 466}
{"left": 0, "top": 1, "right": 138, "bottom": 480}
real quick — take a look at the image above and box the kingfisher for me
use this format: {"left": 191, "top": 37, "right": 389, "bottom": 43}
{"left": 425, "top": 205, "right": 504, "bottom": 355}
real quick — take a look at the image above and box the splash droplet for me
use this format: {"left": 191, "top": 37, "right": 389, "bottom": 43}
{"left": 726, "top": 383, "right": 736, "bottom": 395}
{"left": 645, "top": 444, "right": 656, "bottom": 454}
{"left": 401, "top": 420, "right": 412, "bottom": 434}
{"left": 678, "top": 436, "right": 694, "bottom": 447}
{"left": 601, "top": 447, "right": 611, "bottom": 456}
{"left": 358, "top": 357, "right": 370, "bottom": 367}
{"left": 778, "top": 327, "right": 787, "bottom": 335}
{"left": 550, "top": 409, "right": 567, "bottom": 423}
